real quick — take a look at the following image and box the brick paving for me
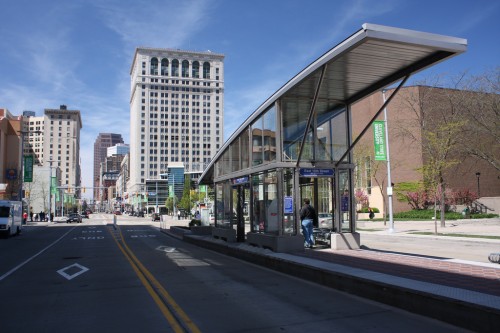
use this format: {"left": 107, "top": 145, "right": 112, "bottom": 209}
{"left": 299, "top": 247, "right": 500, "bottom": 296}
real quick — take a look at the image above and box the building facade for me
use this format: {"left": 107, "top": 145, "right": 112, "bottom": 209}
{"left": 93, "top": 133, "right": 124, "bottom": 200}
{"left": 351, "top": 86, "right": 500, "bottom": 215}
{"left": 0, "top": 108, "right": 22, "bottom": 200}
{"left": 128, "top": 47, "right": 225, "bottom": 211}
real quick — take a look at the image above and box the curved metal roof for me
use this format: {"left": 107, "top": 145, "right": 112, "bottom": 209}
{"left": 199, "top": 23, "right": 467, "bottom": 184}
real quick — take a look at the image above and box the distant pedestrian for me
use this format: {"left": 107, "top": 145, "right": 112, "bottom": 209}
{"left": 30, "top": 211, "right": 33, "bottom": 222}
{"left": 177, "top": 210, "right": 181, "bottom": 220}
{"left": 23, "top": 211, "right": 28, "bottom": 224}
{"left": 368, "top": 207, "right": 375, "bottom": 219}
{"left": 300, "top": 198, "right": 316, "bottom": 248}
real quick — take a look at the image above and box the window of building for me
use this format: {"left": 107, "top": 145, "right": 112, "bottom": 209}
{"left": 161, "top": 58, "right": 168, "bottom": 75}
{"left": 203, "top": 62, "right": 210, "bottom": 79}
{"left": 172, "top": 59, "right": 179, "bottom": 76}
{"left": 150, "top": 57, "right": 158, "bottom": 75}
{"left": 181, "top": 60, "right": 189, "bottom": 77}
{"left": 192, "top": 61, "right": 200, "bottom": 78}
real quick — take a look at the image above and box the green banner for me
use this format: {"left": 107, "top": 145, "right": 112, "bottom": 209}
{"left": 373, "top": 120, "right": 387, "bottom": 161}
{"left": 51, "top": 177, "right": 57, "bottom": 194}
{"left": 24, "top": 155, "right": 34, "bottom": 182}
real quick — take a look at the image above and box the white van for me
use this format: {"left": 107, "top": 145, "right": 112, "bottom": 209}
{"left": 0, "top": 200, "right": 23, "bottom": 237}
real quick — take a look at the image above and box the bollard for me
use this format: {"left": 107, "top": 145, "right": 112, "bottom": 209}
{"left": 113, "top": 214, "right": 117, "bottom": 229}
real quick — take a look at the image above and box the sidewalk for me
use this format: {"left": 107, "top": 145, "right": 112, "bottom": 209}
{"left": 161, "top": 217, "right": 500, "bottom": 333}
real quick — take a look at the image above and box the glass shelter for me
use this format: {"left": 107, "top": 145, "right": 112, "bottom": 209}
{"left": 199, "top": 23, "right": 466, "bottom": 252}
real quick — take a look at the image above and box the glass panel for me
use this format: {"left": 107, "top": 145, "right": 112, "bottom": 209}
{"left": 230, "top": 138, "right": 240, "bottom": 173}
{"left": 251, "top": 173, "right": 264, "bottom": 232}
{"left": 318, "top": 178, "right": 334, "bottom": 230}
{"left": 240, "top": 128, "right": 249, "bottom": 169}
{"left": 222, "top": 181, "right": 232, "bottom": 228}
{"left": 265, "top": 171, "right": 278, "bottom": 234}
{"left": 221, "top": 149, "right": 230, "bottom": 176}
{"left": 263, "top": 106, "right": 277, "bottom": 163}
{"left": 283, "top": 169, "right": 295, "bottom": 235}
{"left": 316, "top": 120, "right": 333, "bottom": 161}
{"left": 332, "top": 111, "right": 348, "bottom": 162}
{"left": 282, "top": 99, "right": 312, "bottom": 161}
{"left": 339, "top": 169, "right": 351, "bottom": 232}
{"left": 215, "top": 183, "right": 223, "bottom": 226}
{"left": 251, "top": 118, "right": 263, "bottom": 166}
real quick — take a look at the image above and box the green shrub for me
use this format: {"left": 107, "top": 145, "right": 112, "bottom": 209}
{"left": 189, "top": 219, "right": 201, "bottom": 227}
{"left": 392, "top": 209, "right": 497, "bottom": 220}
{"left": 357, "top": 207, "right": 380, "bottom": 213}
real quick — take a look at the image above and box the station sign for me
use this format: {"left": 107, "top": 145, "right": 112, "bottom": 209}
{"left": 299, "top": 168, "right": 334, "bottom": 177}
{"left": 232, "top": 176, "right": 249, "bottom": 184}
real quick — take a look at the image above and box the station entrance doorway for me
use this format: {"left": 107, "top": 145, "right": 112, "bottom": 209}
{"left": 298, "top": 168, "right": 353, "bottom": 234}
{"left": 231, "top": 183, "right": 250, "bottom": 242}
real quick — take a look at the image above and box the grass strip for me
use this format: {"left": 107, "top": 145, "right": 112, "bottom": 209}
{"left": 409, "top": 232, "right": 500, "bottom": 240}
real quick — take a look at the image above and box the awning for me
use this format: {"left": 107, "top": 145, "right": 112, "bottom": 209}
{"left": 199, "top": 23, "right": 467, "bottom": 184}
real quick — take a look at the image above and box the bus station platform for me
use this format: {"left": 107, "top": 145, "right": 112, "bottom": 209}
{"left": 162, "top": 218, "right": 500, "bottom": 333}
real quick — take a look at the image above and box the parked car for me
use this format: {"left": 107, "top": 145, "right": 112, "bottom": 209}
{"left": 114, "top": 211, "right": 122, "bottom": 215}
{"left": 80, "top": 211, "right": 89, "bottom": 219}
{"left": 151, "top": 213, "right": 161, "bottom": 221}
{"left": 66, "top": 213, "right": 82, "bottom": 223}
{"left": 318, "top": 213, "right": 333, "bottom": 228}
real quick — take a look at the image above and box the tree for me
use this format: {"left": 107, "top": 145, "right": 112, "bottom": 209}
{"left": 179, "top": 175, "right": 192, "bottom": 213}
{"left": 393, "top": 80, "right": 468, "bottom": 227}
{"left": 457, "top": 68, "right": 500, "bottom": 171}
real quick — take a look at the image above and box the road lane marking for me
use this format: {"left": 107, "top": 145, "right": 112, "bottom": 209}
{"left": 57, "top": 263, "right": 89, "bottom": 280}
{"left": 0, "top": 227, "right": 76, "bottom": 282}
{"left": 108, "top": 226, "right": 201, "bottom": 333}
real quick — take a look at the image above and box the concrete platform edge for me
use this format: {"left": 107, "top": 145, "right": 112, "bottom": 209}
{"left": 162, "top": 229, "right": 500, "bottom": 333}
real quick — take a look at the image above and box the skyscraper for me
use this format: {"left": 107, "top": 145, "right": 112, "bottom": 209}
{"left": 128, "top": 47, "right": 224, "bottom": 209}
{"left": 23, "top": 105, "right": 82, "bottom": 190}
{"left": 93, "top": 133, "right": 124, "bottom": 200}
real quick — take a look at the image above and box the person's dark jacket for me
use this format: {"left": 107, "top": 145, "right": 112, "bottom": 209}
{"left": 300, "top": 204, "right": 316, "bottom": 221}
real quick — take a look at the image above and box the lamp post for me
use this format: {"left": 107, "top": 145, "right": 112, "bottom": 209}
{"left": 475, "top": 172, "right": 481, "bottom": 197}
{"left": 382, "top": 90, "right": 394, "bottom": 233}
{"left": 47, "top": 158, "right": 54, "bottom": 222}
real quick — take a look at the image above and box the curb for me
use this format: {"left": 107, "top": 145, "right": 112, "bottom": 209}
{"left": 163, "top": 227, "right": 500, "bottom": 333}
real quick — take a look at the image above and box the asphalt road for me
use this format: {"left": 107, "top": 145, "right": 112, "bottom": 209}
{"left": 0, "top": 214, "right": 470, "bottom": 333}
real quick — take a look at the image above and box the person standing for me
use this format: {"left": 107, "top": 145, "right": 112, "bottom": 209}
{"left": 300, "top": 198, "right": 316, "bottom": 248}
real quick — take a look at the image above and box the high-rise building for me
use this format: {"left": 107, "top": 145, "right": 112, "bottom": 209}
{"left": 22, "top": 105, "right": 82, "bottom": 192}
{"left": 128, "top": 47, "right": 224, "bottom": 209}
{"left": 93, "top": 133, "right": 124, "bottom": 200}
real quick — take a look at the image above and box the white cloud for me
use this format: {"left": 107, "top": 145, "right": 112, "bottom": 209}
{"left": 94, "top": 0, "right": 213, "bottom": 51}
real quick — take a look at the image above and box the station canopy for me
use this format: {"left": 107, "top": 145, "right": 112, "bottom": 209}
{"left": 199, "top": 23, "right": 467, "bottom": 184}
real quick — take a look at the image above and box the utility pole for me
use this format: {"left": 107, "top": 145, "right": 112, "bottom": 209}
{"left": 47, "top": 158, "right": 54, "bottom": 222}
{"left": 382, "top": 90, "right": 395, "bottom": 233}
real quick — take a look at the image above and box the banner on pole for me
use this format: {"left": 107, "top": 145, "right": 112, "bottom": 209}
{"left": 373, "top": 120, "right": 387, "bottom": 161}
{"left": 24, "top": 155, "right": 33, "bottom": 182}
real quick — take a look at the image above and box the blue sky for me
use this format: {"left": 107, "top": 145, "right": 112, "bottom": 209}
{"left": 1, "top": 0, "right": 498, "bottom": 192}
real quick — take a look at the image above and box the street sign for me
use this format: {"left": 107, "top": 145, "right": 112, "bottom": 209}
{"left": 299, "top": 168, "right": 334, "bottom": 177}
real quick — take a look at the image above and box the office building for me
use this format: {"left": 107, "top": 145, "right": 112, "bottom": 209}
{"left": 128, "top": 47, "right": 224, "bottom": 210}
{"left": 21, "top": 105, "right": 81, "bottom": 192}
{"left": 93, "top": 133, "right": 124, "bottom": 200}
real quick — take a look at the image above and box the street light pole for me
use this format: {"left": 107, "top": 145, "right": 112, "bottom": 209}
{"left": 475, "top": 172, "right": 481, "bottom": 197}
{"left": 382, "top": 90, "right": 395, "bottom": 233}
{"left": 47, "top": 158, "right": 54, "bottom": 222}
